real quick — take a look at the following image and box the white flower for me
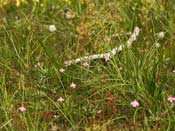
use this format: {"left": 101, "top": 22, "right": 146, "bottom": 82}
{"left": 173, "top": 69, "right": 175, "bottom": 73}
{"left": 155, "top": 42, "right": 160, "bottom": 48}
{"left": 48, "top": 25, "right": 57, "bottom": 32}
{"left": 82, "top": 62, "right": 89, "bottom": 67}
{"left": 59, "top": 68, "right": 65, "bottom": 73}
{"left": 158, "top": 32, "right": 165, "bottom": 39}
{"left": 118, "top": 45, "right": 123, "bottom": 51}
{"left": 65, "top": 11, "right": 76, "bottom": 19}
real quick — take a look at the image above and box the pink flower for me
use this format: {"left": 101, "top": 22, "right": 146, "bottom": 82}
{"left": 104, "top": 56, "right": 110, "bottom": 62}
{"left": 97, "top": 109, "right": 102, "bottom": 114}
{"left": 70, "top": 82, "right": 76, "bottom": 89}
{"left": 59, "top": 68, "right": 65, "bottom": 73}
{"left": 18, "top": 105, "right": 26, "bottom": 112}
{"left": 57, "top": 97, "right": 64, "bottom": 102}
{"left": 167, "top": 96, "right": 175, "bottom": 103}
{"left": 130, "top": 100, "right": 139, "bottom": 107}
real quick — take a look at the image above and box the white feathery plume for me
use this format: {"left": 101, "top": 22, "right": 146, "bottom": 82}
{"left": 64, "top": 26, "right": 140, "bottom": 66}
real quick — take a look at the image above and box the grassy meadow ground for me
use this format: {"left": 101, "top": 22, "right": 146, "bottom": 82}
{"left": 0, "top": 0, "right": 175, "bottom": 130}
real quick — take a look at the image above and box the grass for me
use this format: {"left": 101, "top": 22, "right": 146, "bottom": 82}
{"left": 0, "top": 0, "right": 175, "bottom": 130}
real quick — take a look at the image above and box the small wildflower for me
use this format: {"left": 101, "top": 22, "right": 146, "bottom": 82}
{"left": 172, "top": 69, "right": 175, "bottom": 73}
{"left": 104, "top": 56, "right": 110, "bottom": 62}
{"left": 82, "top": 62, "right": 89, "bottom": 67}
{"left": 70, "top": 82, "right": 76, "bottom": 89}
{"left": 57, "top": 97, "right": 64, "bottom": 102}
{"left": 127, "top": 27, "right": 140, "bottom": 47}
{"left": 59, "top": 68, "right": 65, "bottom": 73}
{"left": 18, "top": 105, "right": 26, "bottom": 112}
{"left": 118, "top": 66, "right": 123, "bottom": 71}
{"left": 130, "top": 100, "right": 139, "bottom": 107}
{"left": 64, "top": 61, "right": 71, "bottom": 66}
{"left": 155, "top": 42, "right": 160, "bottom": 48}
{"left": 167, "top": 96, "right": 175, "bottom": 103}
{"left": 48, "top": 25, "right": 57, "bottom": 32}
{"left": 64, "top": 61, "right": 68, "bottom": 65}
{"left": 91, "top": 55, "right": 98, "bottom": 59}
{"left": 158, "top": 31, "right": 165, "bottom": 39}
{"left": 64, "top": 9, "right": 76, "bottom": 19}
{"left": 118, "top": 45, "right": 123, "bottom": 51}
{"left": 97, "top": 109, "right": 102, "bottom": 114}
{"left": 34, "top": 62, "right": 43, "bottom": 68}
